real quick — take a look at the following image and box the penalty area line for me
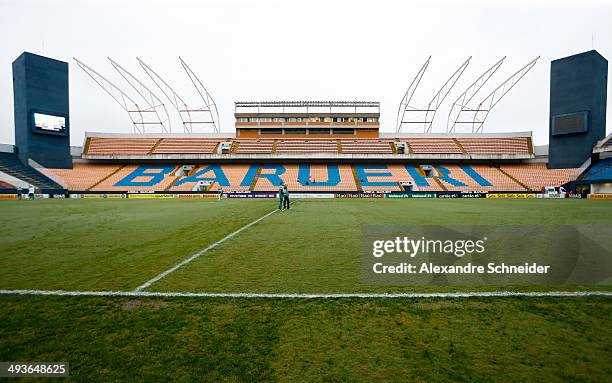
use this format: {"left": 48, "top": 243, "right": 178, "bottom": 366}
{"left": 0, "top": 289, "right": 611, "bottom": 299}
{"left": 133, "top": 209, "right": 278, "bottom": 292}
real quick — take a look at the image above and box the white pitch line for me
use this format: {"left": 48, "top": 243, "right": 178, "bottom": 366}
{"left": 1, "top": 289, "right": 611, "bottom": 299}
{"left": 133, "top": 209, "right": 278, "bottom": 292}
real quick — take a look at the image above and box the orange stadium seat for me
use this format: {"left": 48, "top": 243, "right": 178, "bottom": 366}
{"left": 424, "top": 165, "right": 525, "bottom": 191}
{"left": 457, "top": 137, "right": 530, "bottom": 155}
{"left": 252, "top": 165, "right": 288, "bottom": 191}
{"left": 151, "top": 138, "right": 222, "bottom": 154}
{"left": 406, "top": 138, "right": 463, "bottom": 154}
{"left": 52, "top": 133, "right": 577, "bottom": 193}
{"left": 356, "top": 164, "right": 409, "bottom": 191}
{"left": 90, "top": 165, "right": 178, "bottom": 191}
{"left": 170, "top": 164, "right": 252, "bottom": 192}
{"left": 233, "top": 140, "right": 275, "bottom": 154}
{"left": 86, "top": 137, "right": 159, "bottom": 155}
{"left": 340, "top": 139, "right": 394, "bottom": 154}
{"left": 500, "top": 163, "right": 580, "bottom": 190}
{"left": 253, "top": 164, "right": 356, "bottom": 191}
{"left": 468, "top": 165, "right": 527, "bottom": 191}
{"left": 275, "top": 139, "right": 338, "bottom": 153}
{"left": 46, "top": 162, "right": 580, "bottom": 192}
{"left": 48, "top": 163, "right": 123, "bottom": 191}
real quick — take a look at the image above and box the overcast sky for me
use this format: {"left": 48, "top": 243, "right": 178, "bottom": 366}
{"left": 0, "top": 0, "right": 610, "bottom": 146}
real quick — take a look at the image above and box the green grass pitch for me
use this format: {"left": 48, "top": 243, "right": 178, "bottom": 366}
{"left": 1, "top": 198, "right": 611, "bottom": 381}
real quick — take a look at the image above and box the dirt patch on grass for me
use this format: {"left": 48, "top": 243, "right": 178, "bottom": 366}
{"left": 112, "top": 300, "right": 170, "bottom": 311}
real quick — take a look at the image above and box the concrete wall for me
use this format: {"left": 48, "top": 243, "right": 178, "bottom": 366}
{"left": 592, "top": 183, "right": 612, "bottom": 194}
{"left": 13, "top": 52, "right": 72, "bottom": 168}
{"left": 548, "top": 50, "right": 608, "bottom": 169}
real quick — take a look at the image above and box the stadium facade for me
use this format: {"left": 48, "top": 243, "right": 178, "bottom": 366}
{"left": 0, "top": 51, "right": 610, "bottom": 198}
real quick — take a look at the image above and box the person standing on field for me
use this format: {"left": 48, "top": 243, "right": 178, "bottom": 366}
{"left": 218, "top": 186, "right": 224, "bottom": 201}
{"left": 283, "top": 183, "right": 290, "bottom": 210}
{"left": 278, "top": 183, "right": 285, "bottom": 210}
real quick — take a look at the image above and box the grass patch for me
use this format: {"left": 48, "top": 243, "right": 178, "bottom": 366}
{"left": 1, "top": 198, "right": 611, "bottom": 381}
{"left": 150, "top": 199, "right": 612, "bottom": 293}
{"left": 0, "top": 199, "right": 273, "bottom": 290}
{"left": 0, "top": 295, "right": 610, "bottom": 382}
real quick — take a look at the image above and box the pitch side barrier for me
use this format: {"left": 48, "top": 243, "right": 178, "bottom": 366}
{"left": 0, "top": 188, "right": 68, "bottom": 199}
{"left": 0, "top": 190, "right": 587, "bottom": 199}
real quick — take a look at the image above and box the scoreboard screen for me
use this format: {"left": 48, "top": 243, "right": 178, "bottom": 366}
{"left": 33, "top": 113, "right": 67, "bottom": 134}
{"left": 552, "top": 111, "right": 588, "bottom": 136}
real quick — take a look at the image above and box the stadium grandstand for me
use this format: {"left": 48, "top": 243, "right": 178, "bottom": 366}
{"left": 0, "top": 98, "right": 599, "bottom": 196}
{"left": 41, "top": 128, "right": 580, "bottom": 193}
{"left": 0, "top": 52, "right": 608, "bottom": 199}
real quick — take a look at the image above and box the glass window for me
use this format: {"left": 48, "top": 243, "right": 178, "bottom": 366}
{"left": 332, "top": 129, "right": 354, "bottom": 134}
{"left": 260, "top": 128, "right": 282, "bottom": 134}
{"left": 309, "top": 128, "right": 331, "bottom": 134}
{"left": 284, "top": 128, "right": 307, "bottom": 134}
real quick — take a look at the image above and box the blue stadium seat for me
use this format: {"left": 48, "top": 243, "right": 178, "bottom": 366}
{"left": 580, "top": 159, "right": 612, "bottom": 182}
{"left": 0, "top": 152, "right": 62, "bottom": 189}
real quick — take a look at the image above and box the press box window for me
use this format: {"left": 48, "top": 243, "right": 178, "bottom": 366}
{"left": 308, "top": 128, "right": 331, "bottom": 134}
{"left": 332, "top": 128, "right": 354, "bottom": 134}
{"left": 284, "top": 128, "right": 307, "bottom": 134}
{"left": 260, "top": 128, "right": 283, "bottom": 134}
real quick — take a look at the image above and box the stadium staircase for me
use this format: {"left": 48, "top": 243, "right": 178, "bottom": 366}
{"left": 432, "top": 177, "right": 448, "bottom": 191}
{"left": 497, "top": 167, "right": 530, "bottom": 190}
{"left": 0, "top": 152, "right": 62, "bottom": 189}
{"left": 452, "top": 138, "right": 468, "bottom": 155}
{"left": 527, "top": 138, "right": 534, "bottom": 155}
{"left": 389, "top": 142, "right": 397, "bottom": 154}
{"left": 405, "top": 141, "right": 414, "bottom": 154}
{"left": 164, "top": 166, "right": 184, "bottom": 191}
{"left": 430, "top": 166, "right": 448, "bottom": 191}
{"left": 271, "top": 140, "right": 279, "bottom": 153}
{"left": 148, "top": 138, "right": 163, "bottom": 154}
{"left": 350, "top": 165, "right": 363, "bottom": 192}
{"left": 207, "top": 181, "right": 217, "bottom": 192}
{"left": 83, "top": 137, "right": 92, "bottom": 154}
{"left": 249, "top": 166, "right": 263, "bottom": 191}
{"left": 87, "top": 164, "right": 126, "bottom": 191}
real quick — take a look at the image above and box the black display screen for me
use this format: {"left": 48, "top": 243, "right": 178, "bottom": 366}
{"left": 552, "top": 111, "right": 588, "bottom": 135}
